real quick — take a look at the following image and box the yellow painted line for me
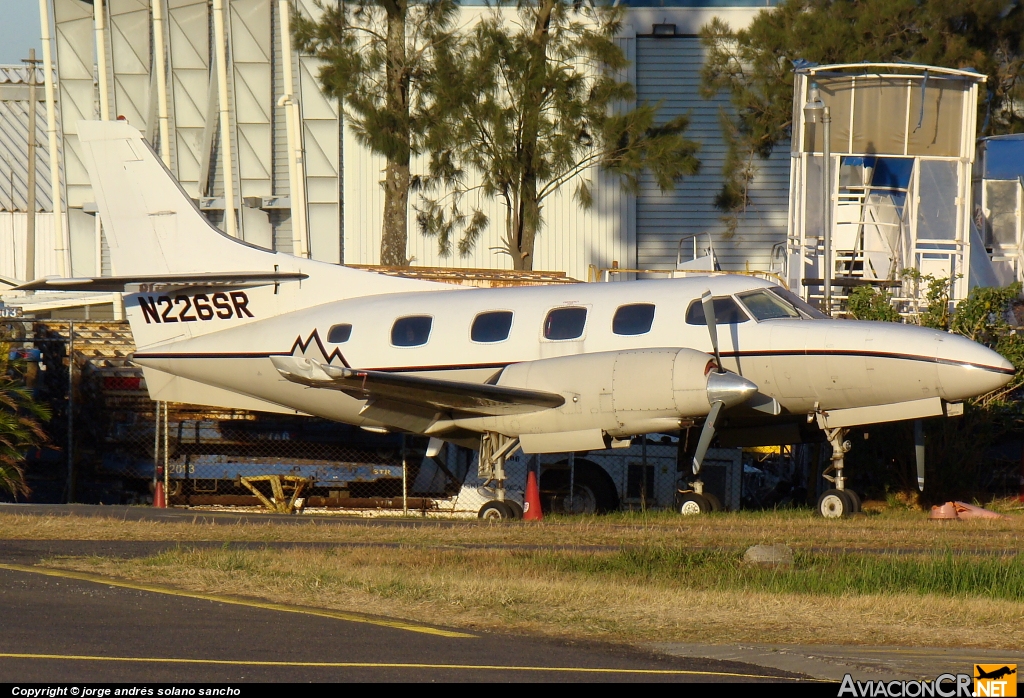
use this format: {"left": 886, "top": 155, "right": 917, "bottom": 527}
{"left": 0, "top": 563, "right": 473, "bottom": 639}
{"left": 0, "top": 652, "right": 785, "bottom": 678}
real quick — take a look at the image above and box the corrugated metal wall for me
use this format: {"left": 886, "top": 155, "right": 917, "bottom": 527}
{"left": 0, "top": 212, "right": 62, "bottom": 280}
{"left": 0, "top": 67, "right": 57, "bottom": 214}
{"left": 635, "top": 36, "right": 790, "bottom": 272}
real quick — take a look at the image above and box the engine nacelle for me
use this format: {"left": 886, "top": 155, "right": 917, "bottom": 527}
{"left": 451, "top": 348, "right": 719, "bottom": 450}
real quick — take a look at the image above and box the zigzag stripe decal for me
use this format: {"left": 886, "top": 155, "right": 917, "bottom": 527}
{"left": 287, "top": 329, "right": 351, "bottom": 368}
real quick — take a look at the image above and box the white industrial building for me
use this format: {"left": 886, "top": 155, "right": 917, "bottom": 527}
{"left": 3, "top": 0, "right": 789, "bottom": 286}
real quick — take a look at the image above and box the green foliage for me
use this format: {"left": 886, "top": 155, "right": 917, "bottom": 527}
{"left": 293, "top": 0, "right": 460, "bottom": 265}
{"left": 0, "top": 345, "right": 50, "bottom": 498}
{"left": 417, "top": 0, "right": 700, "bottom": 268}
{"left": 541, "top": 546, "right": 1024, "bottom": 601}
{"left": 847, "top": 286, "right": 901, "bottom": 322}
{"left": 900, "top": 269, "right": 957, "bottom": 331}
{"left": 846, "top": 280, "right": 1024, "bottom": 501}
{"left": 700, "top": 0, "right": 1024, "bottom": 215}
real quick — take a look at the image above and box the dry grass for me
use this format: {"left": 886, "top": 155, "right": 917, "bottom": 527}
{"left": 46, "top": 545, "right": 1024, "bottom": 650}
{"left": 3, "top": 506, "right": 1024, "bottom": 552}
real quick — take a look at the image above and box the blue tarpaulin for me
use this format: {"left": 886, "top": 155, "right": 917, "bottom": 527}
{"left": 978, "top": 134, "right": 1024, "bottom": 180}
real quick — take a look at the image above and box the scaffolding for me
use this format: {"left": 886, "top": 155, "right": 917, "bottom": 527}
{"left": 785, "top": 63, "right": 987, "bottom": 315}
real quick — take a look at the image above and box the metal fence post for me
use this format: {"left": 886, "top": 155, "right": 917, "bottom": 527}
{"left": 163, "top": 401, "right": 169, "bottom": 502}
{"left": 641, "top": 436, "right": 647, "bottom": 511}
{"left": 401, "top": 433, "right": 408, "bottom": 515}
{"left": 65, "top": 320, "right": 74, "bottom": 502}
{"left": 568, "top": 451, "right": 575, "bottom": 513}
{"left": 153, "top": 400, "right": 161, "bottom": 497}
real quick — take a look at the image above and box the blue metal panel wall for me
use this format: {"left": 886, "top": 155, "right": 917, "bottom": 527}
{"left": 635, "top": 37, "right": 790, "bottom": 272}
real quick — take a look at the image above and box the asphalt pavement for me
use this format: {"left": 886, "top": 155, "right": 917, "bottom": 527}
{"left": 0, "top": 541, "right": 800, "bottom": 683}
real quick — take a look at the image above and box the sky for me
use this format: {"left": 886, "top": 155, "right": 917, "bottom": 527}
{"left": 0, "top": 0, "right": 43, "bottom": 65}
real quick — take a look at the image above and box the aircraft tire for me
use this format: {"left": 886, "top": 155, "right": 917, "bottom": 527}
{"left": 505, "top": 500, "right": 524, "bottom": 520}
{"left": 704, "top": 492, "right": 724, "bottom": 512}
{"left": 478, "top": 501, "right": 513, "bottom": 520}
{"left": 678, "top": 492, "right": 713, "bottom": 515}
{"left": 816, "top": 489, "right": 853, "bottom": 519}
{"left": 542, "top": 462, "right": 619, "bottom": 514}
{"left": 843, "top": 489, "right": 862, "bottom": 513}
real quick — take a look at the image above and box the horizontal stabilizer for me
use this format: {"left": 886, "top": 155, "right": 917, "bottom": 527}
{"left": 15, "top": 271, "right": 308, "bottom": 292}
{"left": 271, "top": 355, "right": 564, "bottom": 416}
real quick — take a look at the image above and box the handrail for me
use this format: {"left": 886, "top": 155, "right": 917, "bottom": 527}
{"left": 587, "top": 265, "right": 789, "bottom": 289}
{"left": 676, "top": 232, "right": 716, "bottom": 268}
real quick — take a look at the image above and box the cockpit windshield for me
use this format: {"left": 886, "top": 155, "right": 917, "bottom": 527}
{"left": 737, "top": 288, "right": 828, "bottom": 321}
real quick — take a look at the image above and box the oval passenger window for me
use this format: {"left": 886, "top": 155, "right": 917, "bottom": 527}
{"left": 327, "top": 324, "right": 352, "bottom": 343}
{"left": 543, "top": 307, "right": 588, "bottom": 340}
{"left": 391, "top": 316, "right": 433, "bottom": 347}
{"left": 471, "top": 311, "right": 514, "bottom": 343}
{"left": 612, "top": 304, "right": 655, "bottom": 336}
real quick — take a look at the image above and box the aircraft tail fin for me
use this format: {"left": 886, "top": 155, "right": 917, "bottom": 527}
{"left": 76, "top": 120, "right": 442, "bottom": 351}
{"left": 78, "top": 120, "right": 293, "bottom": 276}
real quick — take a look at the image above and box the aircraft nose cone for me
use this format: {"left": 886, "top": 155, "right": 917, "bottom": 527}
{"left": 936, "top": 334, "right": 1015, "bottom": 401}
{"left": 706, "top": 370, "right": 759, "bottom": 409}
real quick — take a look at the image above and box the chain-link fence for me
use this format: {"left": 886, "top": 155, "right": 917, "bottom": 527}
{"left": 3, "top": 319, "right": 744, "bottom": 514}
{"left": 6, "top": 320, "right": 1021, "bottom": 514}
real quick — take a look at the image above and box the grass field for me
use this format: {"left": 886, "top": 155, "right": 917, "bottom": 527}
{"left": 3, "top": 504, "right": 1024, "bottom": 550}
{"left": 4, "top": 505, "right": 1024, "bottom": 649}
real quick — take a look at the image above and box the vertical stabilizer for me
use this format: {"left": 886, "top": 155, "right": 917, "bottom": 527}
{"left": 76, "top": 120, "right": 444, "bottom": 349}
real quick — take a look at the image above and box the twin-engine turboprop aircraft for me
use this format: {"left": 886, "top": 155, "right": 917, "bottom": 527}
{"left": 20, "top": 121, "right": 1015, "bottom": 518}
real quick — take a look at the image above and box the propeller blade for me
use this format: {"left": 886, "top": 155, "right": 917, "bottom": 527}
{"left": 692, "top": 400, "right": 725, "bottom": 475}
{"left": 914, "top": 419, "right": 925, "bottom": 492}
{"left": 701, "top": 290, "right": 723, "bottom": 372}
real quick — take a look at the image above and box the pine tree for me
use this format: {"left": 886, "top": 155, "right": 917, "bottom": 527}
{"left": 418, "top": 0, "right": 700, "bottom": 270}
{"left": 700, "top": 0, "right": 1024, "bottom": 217}
{"left": 293, "top": 0, "right": 460, "bottom": 266}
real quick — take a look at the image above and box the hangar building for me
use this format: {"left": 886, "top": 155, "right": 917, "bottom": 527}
{"left": 18, "top": 0, "right": 787, "bottom": 284}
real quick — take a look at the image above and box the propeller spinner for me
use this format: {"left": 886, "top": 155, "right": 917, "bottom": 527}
{"left": 692, "top": 290, "right": 759, "bottom": 475}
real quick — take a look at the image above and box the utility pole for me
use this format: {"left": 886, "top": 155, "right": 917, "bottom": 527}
{"left": 24, "top": 49, "right": 40, "bottom": 284}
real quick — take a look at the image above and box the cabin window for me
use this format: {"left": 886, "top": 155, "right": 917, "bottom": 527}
{"left": 327, "top": 324, "right": 352, "bottom": 343}
{"left": 685, "top": 297, "right": 749, "bottom": 325}
{"left": 471, "top": 311, "right": 514, "bottom": 343}
{"left": 391, "top": 316, "right": 433, "bottom": 347}
{"left": 544, "top": 306, "right": 588, "bottom": 340}
{"left": 737, "top": 290, "right": 800, "bottom": 321}
{"left": 612, "top": 303, "right": 656, "bottom": 336}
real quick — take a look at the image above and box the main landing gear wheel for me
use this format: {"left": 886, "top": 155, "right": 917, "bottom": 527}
{"left": 816, "top": 489, "right": 854, "bottom": 519}
{"left": 678, "top": 492, "right": 714, "bottom": 515}
{"left": 504, "top": 500, "right": 524, "bottom": 520}
{"left": 704, "top": 492, "right": 724, "bottom": 512}
{"left": 844, "top": 489, "right": 862, "bottom": 514}
{"left": 478, "top": 501, "right": 513, "bottom": 520}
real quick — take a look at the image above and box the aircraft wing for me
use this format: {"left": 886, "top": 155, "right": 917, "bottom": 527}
{"left": 14, "top": 271, "right": 308, "bottom": 292}
{"left": 270, "top": 355, "right": 564, "bottom": 416}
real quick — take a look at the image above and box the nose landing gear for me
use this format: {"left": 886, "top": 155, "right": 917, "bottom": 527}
{"left": 676, "top": 480, "right": 723, "bottom": 515}
{"left": 816, "top": 427, "right": 861, "bottom": 518}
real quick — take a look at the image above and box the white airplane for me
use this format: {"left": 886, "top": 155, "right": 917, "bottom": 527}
{"left": 20, "top": 121, "right": 1015, "bottom": 518}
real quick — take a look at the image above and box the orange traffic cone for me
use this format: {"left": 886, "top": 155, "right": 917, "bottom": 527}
{"left": 523, "top": 470, "right": 543, "bottom": 521}
{"left": 153, "top": 481, "right": 166, "bottom": 508}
